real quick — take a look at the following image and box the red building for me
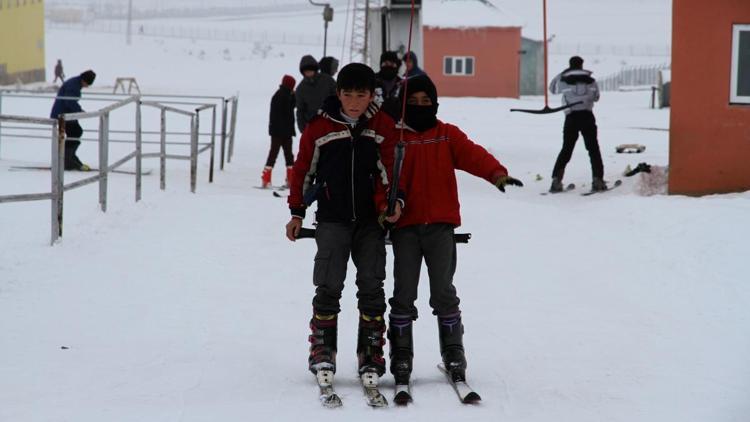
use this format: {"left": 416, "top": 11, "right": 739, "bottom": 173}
{"left": 422, "top": 0, "right": 522, "bottom": 98}
{"left": 669, "top": 0, "right": 750, "bottom": 195}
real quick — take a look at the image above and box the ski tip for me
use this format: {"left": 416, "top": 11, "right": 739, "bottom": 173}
{"left": 614, "top": 179, "right": 623, "bottom": 187}
{"left": 462, "top": 392, "right": 482, "bottom": 404}
{"left": 394, "top": 390, "right": 413, "bottom": 405}
{"left": 272, "top": 191, "right": 283, "bottom": 197}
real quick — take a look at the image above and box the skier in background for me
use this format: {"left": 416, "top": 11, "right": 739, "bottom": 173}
{"left": 319, "top": 56, "right": 339, "bottom": 77}
{"left": 53, "top": 59, "right": 65, "bottom": 84}
{"left": 285, "top": 63, "right": 401, "bottom": 387}
{"left": 50, "top": 69, "right": 96, "bottom": 171}
{"left": 548, "top": 56, "right": 606, "bottom": 193}
{"left": 385, "top": 74, "right": 522, "bottom": 388}
{"left": 402, "top": 51, "right": 426, "bottom": 78}
{"left": 374, "top": 51, "right": 403, "bottom": 108}
{"left": 262, "top": 74, "right": 296, "bottom": 188}
{"left": 295, "top": 55, "right": 337, "bottom": 133}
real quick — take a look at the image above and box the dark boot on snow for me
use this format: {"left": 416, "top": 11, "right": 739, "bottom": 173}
{"left": 388, "top": 314, "right": 414, "bottom": 385}
{"left": 549, "top": 177, "right": 563, "bottom": 193}
{"left": 592, "top": 177, "right": 608, "bottom": 192}
{"left": 438, "top": 312, "right": 468, "bottom": 382}
{"left": 357, "top": 313, "right": 386, "bottom": 376}
{"left": 308, "top": 313, "right": 337, "bottom": 374}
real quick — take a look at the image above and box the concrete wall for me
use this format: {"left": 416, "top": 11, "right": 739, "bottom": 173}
{"left": 669, "top": 0, "right": 750, "bottom": 195}
{"left": 0, "top": 0, "right": 46, "bottom": 85}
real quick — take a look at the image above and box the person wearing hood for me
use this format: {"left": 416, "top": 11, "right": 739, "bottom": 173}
{"left": 402, "top": 51, "right": 426, "bottom": 78}
{"left": 50, "top": 69, "right": 96, "bottom": 171}
{"left": 295, "top": 55, "right": 337, "bottom": 133}
{"left": 374, "top": 51, "right": 403, "bottom": 108}
{"left": 262, "top": 74, "right": 297, "bottom": 188}
{"left": 548, "top": 56, "right": 605, "bottom": 193}
{"left": 319, "top": 56, "right": 339, "bottom": 77}
{"left": 384, "top": 74, "right": 522, "bottom": 390}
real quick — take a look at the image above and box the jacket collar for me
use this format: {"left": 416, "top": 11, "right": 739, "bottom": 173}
{"left": 318, "top": 95, "right": 381, "bottom": 126}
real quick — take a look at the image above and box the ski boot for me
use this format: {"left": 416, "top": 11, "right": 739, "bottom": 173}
{"left": 549, "top": 177, "right": 563, "bottom": 193}
{"left": 438, "top": 312, "right": 468, "bottom": 383}
{"left": 308, "top": 313, "right": 337, "bottom": 374}
{"left": 388, "top": 314, "right": 414, "bottom": 385}
{"left": 261, "top": 166, "right": 272, "bottom": 188}
{"left": 285, "top": 166, "right": 294, "bottom": 188}
{"left": 592, "top": 177, "right": 608, "bottom": 192}
{"left": 357, "top": 313, "right": 386, "bottom": 376}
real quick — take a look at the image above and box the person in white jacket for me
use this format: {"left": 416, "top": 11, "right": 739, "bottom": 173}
{"left": 548, "top": 56, "right": 606, "bottom": 192}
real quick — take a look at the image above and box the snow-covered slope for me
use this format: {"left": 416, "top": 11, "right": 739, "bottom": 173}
{"left": 2, "top": 4, "right": 749, "bottom": 422}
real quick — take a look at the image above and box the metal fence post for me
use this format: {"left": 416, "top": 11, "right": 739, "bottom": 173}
{"left": 160, "top": 108, "right": 166, "bottom": 190}
{"left": 51, "top": 119, "right": 65, "bottom": 245}
{"left": 135, "top": 98, "right": 142, "bottom": 201}
{"left": 220, "top": 98, "right": 228, "bottom": 170}
{"left": 0, "top": 90, "right": 3, "bottom": 159}
{"left": 99, "top": 113, "right": 110, "bottom": 212}
{"left": 228, "top": 96, "right": 238, "bottom": 163}
{"left": 209, "top": 105, "right": 216, "bottom": 183}
{"left": 190, "top": 113, "right": 198, "bottom": 193}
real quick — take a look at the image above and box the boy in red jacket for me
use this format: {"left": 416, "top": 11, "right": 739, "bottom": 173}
{"left": 386, "top": 75, "right": 522, "bottom": 388}
{"left": 285, "top": 63, "right": 401, "bottom": 391}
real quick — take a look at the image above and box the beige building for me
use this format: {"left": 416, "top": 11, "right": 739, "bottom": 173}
{"left": 0, "top": 0, "right": 46, "bottom": 85}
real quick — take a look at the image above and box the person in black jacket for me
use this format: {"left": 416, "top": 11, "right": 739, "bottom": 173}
{"left": 50, "top": 69, "right": 96, "bottom": 170}
{"left": 263, "top": 74, "right": 297, "bottom": 188}
{"left": 374, "top": 51, "right": 403, "bottom": 108}
{"left": 295, "top": 55, "right": 337, "bottom": 133}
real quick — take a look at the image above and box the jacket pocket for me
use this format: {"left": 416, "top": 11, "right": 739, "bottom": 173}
{"left": 313, "top": 249, "right": 332, "bottom": 286}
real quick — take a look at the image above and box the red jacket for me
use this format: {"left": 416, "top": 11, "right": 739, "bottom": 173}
{"left": 394, "top": 120, "right": 507, "bottom": 228}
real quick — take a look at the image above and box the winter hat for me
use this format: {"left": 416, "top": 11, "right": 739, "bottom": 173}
{"left": 403, "top": 51, "right": 419, "bottom": 66}
{"left": 319, "top": 56, "right": 339, "bottom": 76}
{"left": 569, "top": 56, "right": 584, "bottom": 69}
{"left": 299, "top": 55, "right": 319, "bottom": 74}
{"left": 281, "top": 74, "right": 296, "bottom": 90}
{"left": 336, "top": 62, "right": 376, "bottom": 92}
{"left": 380, "top": 51, "right": 401, "bottom": 67}
{"left": 80, "top": 70, "right": 96, "bottom": 85}
{"left": 401, "top": 74, "right": 438, "bottom": 105}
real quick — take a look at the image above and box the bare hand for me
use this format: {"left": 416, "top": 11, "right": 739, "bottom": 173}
{"left": 286, "top": 218, "right": 302, "bottom": 241}
{"left": 384, "top": 201, "right": 402, "bottom": 223}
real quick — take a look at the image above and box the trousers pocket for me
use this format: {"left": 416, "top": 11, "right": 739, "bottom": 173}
{"left": 313, "top": 249, "right": 332, "bottom": 286}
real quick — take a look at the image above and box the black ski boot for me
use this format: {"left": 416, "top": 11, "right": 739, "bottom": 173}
{"left": 308, "top": 313, "right": 337, "bottom": 374}
{"left": 357, "top": 313, "right": 386, "bottom": 376}
{"left": 388, "top": 314, "right": 414, "bottom": 385}
{"left": 549, "top": 177, "right": 563, "bottom": 193}
{"left": 438, "top": 312, "right": 467, "bottom": 382}
{"left": 592, "top": 177, "right": 608, "bottom": 192}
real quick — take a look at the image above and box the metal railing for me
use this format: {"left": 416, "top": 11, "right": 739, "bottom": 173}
{"left": 0, "top": 89, "right": 240, "bottom": 245}
{"left": 598, "top": 63, "right": 671, "bottom": 92}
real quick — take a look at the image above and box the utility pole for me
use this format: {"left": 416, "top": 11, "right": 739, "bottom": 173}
{"left": 309, "top": 0, "right": 334, "bottom": 57}
{"left": 126, "top": 0, "right": 133, "bottom": 45}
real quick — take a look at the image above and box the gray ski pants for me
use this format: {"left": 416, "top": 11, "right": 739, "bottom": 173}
{"left": 388, "top": 223, "right": 461, "bottom": 319}
{"left": 312, "top": 221, "right": 387, "bottom": 316}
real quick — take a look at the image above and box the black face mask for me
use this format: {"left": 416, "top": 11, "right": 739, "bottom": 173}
{"left": 404, "top": 103, "right": 438, "bottom": 132}
{"left": 379, "top": 66, "right": 398, "bottom": 81}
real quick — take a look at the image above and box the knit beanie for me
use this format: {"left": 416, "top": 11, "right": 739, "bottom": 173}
{"left": 401, "top": 74, "right": 438, "bottom": 105}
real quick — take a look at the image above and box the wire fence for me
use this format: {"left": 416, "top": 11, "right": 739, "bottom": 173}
{"left": 549, "top": 42, "right": 671, "bottom": 58}
{"left": 48, "top": 20, "right": 346, "bottom": 47}
{"left": 598, "top": 63, "right": 671, "bottom": 91}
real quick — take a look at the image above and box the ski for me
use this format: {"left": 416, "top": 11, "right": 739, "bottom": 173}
{"left": 272, "top": 191, "right": 288, "bottom": 198}
{"left": 315, "top": 370, "right": 342, "bottom": 408}
{"left": 9, "top": 165, "right": 152, "bottom": 176}
{"left": 393, "top": 383, "right": 413, "bottom": 405}
{"left": 253, "top": 185, "right": 287, "bottom": 191}
{"left": 581, "top": 179, "right": 623, "bottom": 196}
{"left": 360, "top": 371, "right": 388, "bottom": 408}
{"left": 437, "top": 364, "right": 481, "bottom": 404}
{"left": 540, "top": 183, "right": 576, "bottom": 195}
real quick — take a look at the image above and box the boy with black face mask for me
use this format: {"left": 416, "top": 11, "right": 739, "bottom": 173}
{"left": 374, "top": 51, "right": 403, "bottom": 107}
{"left": 385, "top": 75, "right": 522, "bottom": 390}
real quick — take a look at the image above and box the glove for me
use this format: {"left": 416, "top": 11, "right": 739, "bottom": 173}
{"left": 494, "top": 175, "right": 523, "bottom": 192}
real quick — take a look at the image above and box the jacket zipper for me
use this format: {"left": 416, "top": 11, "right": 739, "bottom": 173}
{"left": 348, "top": 125, "right": 357, "bottom": 222}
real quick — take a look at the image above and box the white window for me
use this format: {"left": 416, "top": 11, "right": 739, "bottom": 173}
{"left": 730, "top": 24, "right": 750, "bottom": 104}
{"left": 443, "top": 56, "right": 475, "bottom": 76}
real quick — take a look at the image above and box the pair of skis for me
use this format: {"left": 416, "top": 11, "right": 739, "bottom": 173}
{"left": 541, "top": 179, "right": 622, "bottom": 196}
{"left": 315, "top": 365, "right": 481, "bottom": 408}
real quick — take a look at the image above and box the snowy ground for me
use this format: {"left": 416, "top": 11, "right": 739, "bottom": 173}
{"left": 2, "top": 7, "right": 750, "bottom": 422}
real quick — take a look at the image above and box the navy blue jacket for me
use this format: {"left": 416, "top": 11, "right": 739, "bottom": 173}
{"left": 50, "top": 76, "right": 84, "bottom": 118}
